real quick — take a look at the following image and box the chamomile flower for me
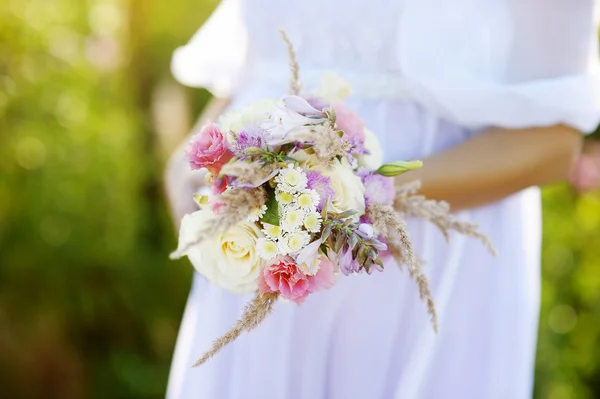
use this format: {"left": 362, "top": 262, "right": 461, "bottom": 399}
{"left": 275, "top": 190, "right": 295, "bottom": 205}
{"left": 296, "top": 189, "right": 320, "bottom": 210}
{"left": 275, "top": 164, "right": 307, "bottom": 193}
{"left": 257, "top": 237, "right": 279, "bottom": 260}
{"left": 303, "top": 211, "right": 322, "bottom": 233}
{"left": 281, "top": 206, "right": 306, "bottom": 232}
{"left": 262, "top": 223, "right": 283, "bottom": 240}
{"left": 280, "top": 231, "right": 310, "bottom": 254}
{"left": 247, "top": 204, "right": 268, "bottom": 222}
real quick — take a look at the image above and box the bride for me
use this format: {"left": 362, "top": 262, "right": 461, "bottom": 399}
{"left": 164, "top": 1, "right": 600, "bottom": 398}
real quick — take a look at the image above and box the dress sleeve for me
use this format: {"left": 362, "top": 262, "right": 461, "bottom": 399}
{"left": 398, "top": 0, "right": 600, "bottom": 133}
{"left": 171, "top": 0, "right": 250, "bottom": 98}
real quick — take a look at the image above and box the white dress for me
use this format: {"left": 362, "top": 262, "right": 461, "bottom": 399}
{"left": 167, "top": 1, "right": 600, "bottom": 398}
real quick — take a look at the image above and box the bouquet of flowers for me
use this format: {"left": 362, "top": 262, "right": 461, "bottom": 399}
{"left": 170, "top": 32, "right": 495, "bottom": 366}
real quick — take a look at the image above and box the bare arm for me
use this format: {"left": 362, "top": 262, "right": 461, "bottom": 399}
{"left": 164, "top": 96, "right": 231, "bottom": 228}
{"left": 394, "top": 124, "right": 583, "bottom": 211}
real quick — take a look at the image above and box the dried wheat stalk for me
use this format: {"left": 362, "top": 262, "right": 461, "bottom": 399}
{"left": 279, "top": 29, "right": 302, "bottom": 95}
{"left": 394, "top": 181, "right": 497, "bottom": 256}
{"left": 193, "top": 292, "right": 279, "bottom": 367}
{"left": 367, "top": 203, "right": 438, "bottom": 331}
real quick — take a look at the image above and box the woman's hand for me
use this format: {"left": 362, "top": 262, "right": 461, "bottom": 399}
{"left": 394, "top": 124, "right": 583, "bottom": 211}
{"left": 164, "top": 97, "right": 231, "bottom": 229}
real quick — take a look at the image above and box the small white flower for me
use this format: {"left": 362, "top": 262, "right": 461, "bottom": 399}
{"left": 281, "top": 231, "right": 310, "bottom": 254}
{"left": 275, "top": 164, "right": 308, "bottom": 193}
{"left": 257, "top": 237, "right": 279, "bottom": 260}
{"left": 247, "top": 204, "right": 268, "bottom": 222}
{"left": 296, "top": 189, "right": 320, "bottom": 210}
{"left": 299, "top": 255, "right": 322, "bottom": 276}
{"left": 303, "top": 211, "right": 322, "bottom": 233}
{"left": 281, "top": 206, "right": 306, "bottom": 232}
{"left": 275, "top": 190, "right": 295, "bottom": 206}
{"left": 262, "top": 223, "right": 283, "bottom": 240}
{"left": 277, "top": 237, "right": 290, "bottom": 255}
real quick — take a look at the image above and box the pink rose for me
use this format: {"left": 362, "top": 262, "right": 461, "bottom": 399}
{"left": 258, "top": 255, "right": 336, "bottom": 304}
{"left": 186, "top": 123, "right": 233, "bottom": 173}
{"left": 333, "top": 104, "right": 365, "bottom": 143}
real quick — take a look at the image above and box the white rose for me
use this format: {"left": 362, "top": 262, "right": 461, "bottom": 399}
{"left": 321, "top": 163, "right": 365, "bottom": 217}
{"left": 219, "top": 99, "right": 277, "bottom": 133}
{"left": 174, "top": 209, "right": 263, "bottom": 294}
{"left": 314, "top": 72, "right": 353, "bottom": 104}
{"left": 358, "top": 128, "right": 384, "bottom": 169}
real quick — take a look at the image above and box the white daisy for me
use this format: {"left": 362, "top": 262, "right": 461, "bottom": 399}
{"left": 247, "top": 204, "right": 268, "bottom": 222}
{"left": 303, "top": 211, "right": 322, "bottom": 233}
{"left": 275, "top": 190, "right": 295, "bottom": 206}
{"left": 275, "top": 164, "right": 308, "bottom": 193}
{"left": 299, "top": 255, "right": 322, "bottom": 276}
{"left": 280, "top": 206, "right": 306, "bottom": 232}
{"left": 257, "top": 237, "right": 279, "bottom": 260}
{"left": 296, "top": 189, "right": 320, "bottom": 210}
{"left": 281, "top": 231, "right": 310, "bottom": 254}
{"left": 262, "top": 223, "right": 283, "bottom": 240}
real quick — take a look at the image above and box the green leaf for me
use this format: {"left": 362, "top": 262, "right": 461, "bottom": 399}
{"left": 261, "top": 190, "right": 280, "bottom": 226}
{"left": 374, "top": 160, "right": 423, "bottom": 177}
{"left": 280, "top": 155, "right": 299, "bottom": 163}
{"left": 337, "top": 209, "right": 358, "bottom": 219}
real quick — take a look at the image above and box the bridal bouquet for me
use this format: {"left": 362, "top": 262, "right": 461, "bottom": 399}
{"left": 170, "top": 32, "right": 494, "bottom": 366}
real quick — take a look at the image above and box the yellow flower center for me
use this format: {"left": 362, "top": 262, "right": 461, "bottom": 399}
{"left": 278, "top": 192, "right": 294, "bottom": 204}
{"left": 297, "top": 193, "right": 314, "bottom": 208}
{"left": 304, "top": 213, "right": 320, "bottom": 231}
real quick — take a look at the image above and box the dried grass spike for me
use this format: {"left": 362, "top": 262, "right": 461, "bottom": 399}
{"left": 279, "top": 29, "right": 302, "bottom": 95}
{"left": 193, "top": 292, "right": 279, "bottom": 367}
{"left": 394, "top": 181, "right": 497, "bottom": 256}
{"left": 367, "top": 203, "right": 438, "bottom": 331}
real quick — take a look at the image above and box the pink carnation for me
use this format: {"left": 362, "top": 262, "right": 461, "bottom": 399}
{"left": 258, "top": 255, "right": 336, "bottom": 304}
{"left": 186, "top": 123, "right": 233, "bottom": 174}
{"left": 333, "top": 104, "right": 365, "bottom": 143}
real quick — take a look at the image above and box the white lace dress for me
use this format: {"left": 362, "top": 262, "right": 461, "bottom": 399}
{"left": 167, "top": 1, "right": 600, "bottom": 398}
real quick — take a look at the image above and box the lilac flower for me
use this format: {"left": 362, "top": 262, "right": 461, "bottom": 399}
{"left": 305, "top": 96, "right": 330, "bottom": 112}
{"left": 282, "top": 95, "right": 324, "bottom": 116}
{"left": 230, "top": 125, "right": 268, "bottom": 156}
{"left": 338, "top": 244, "right": 360, "bottom": 276}
{"left": 356, "top": 223, "right": 374, "bottom": 239}
{"left": 357, "top": 169, "right": 395, "bottom": 206}
{"left": 306, "top": 171, "right": 335, "bottom": 211}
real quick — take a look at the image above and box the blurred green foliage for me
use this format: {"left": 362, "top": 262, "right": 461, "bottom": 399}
{"left": 1, "top": 1, "right": 599, "bottom": 398}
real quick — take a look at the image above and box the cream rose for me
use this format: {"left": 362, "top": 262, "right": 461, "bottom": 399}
{"left": 320, "top": 162, "right": 365, "bottom": 217}
{"left": 314, "top": 72, "right": 353, "bottom": 104}
{"left": 219, "top": 99, "right": 277, "bottom": 133}
{"left": 174, "top": 209, "right": 263, "bottom": 294}
{"left": 358, "top": 128, "right": 384, "bottom": 170}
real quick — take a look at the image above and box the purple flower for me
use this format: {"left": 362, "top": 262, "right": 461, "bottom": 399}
{"left": 338, "top": 244, "right": 360, "bottom": 276}
{"left": 305, "top": 96, "right": 330, "bottom": 112}
{"left": 306, "top": 171, "right": 335, "bottom": 211}
{"left": 230, "top": 125, "right": 268, "bottom": 156}
{"left": 357, "top": 169, "right": 395, "bottom": 206}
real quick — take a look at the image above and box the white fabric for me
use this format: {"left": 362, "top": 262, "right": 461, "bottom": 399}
{"left": 167, "top": 1, "right": 600, "bottom": 398}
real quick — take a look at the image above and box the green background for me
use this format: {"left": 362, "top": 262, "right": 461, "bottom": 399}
{"left": 1, "top": 1, "right": 599, "bottom": 398}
